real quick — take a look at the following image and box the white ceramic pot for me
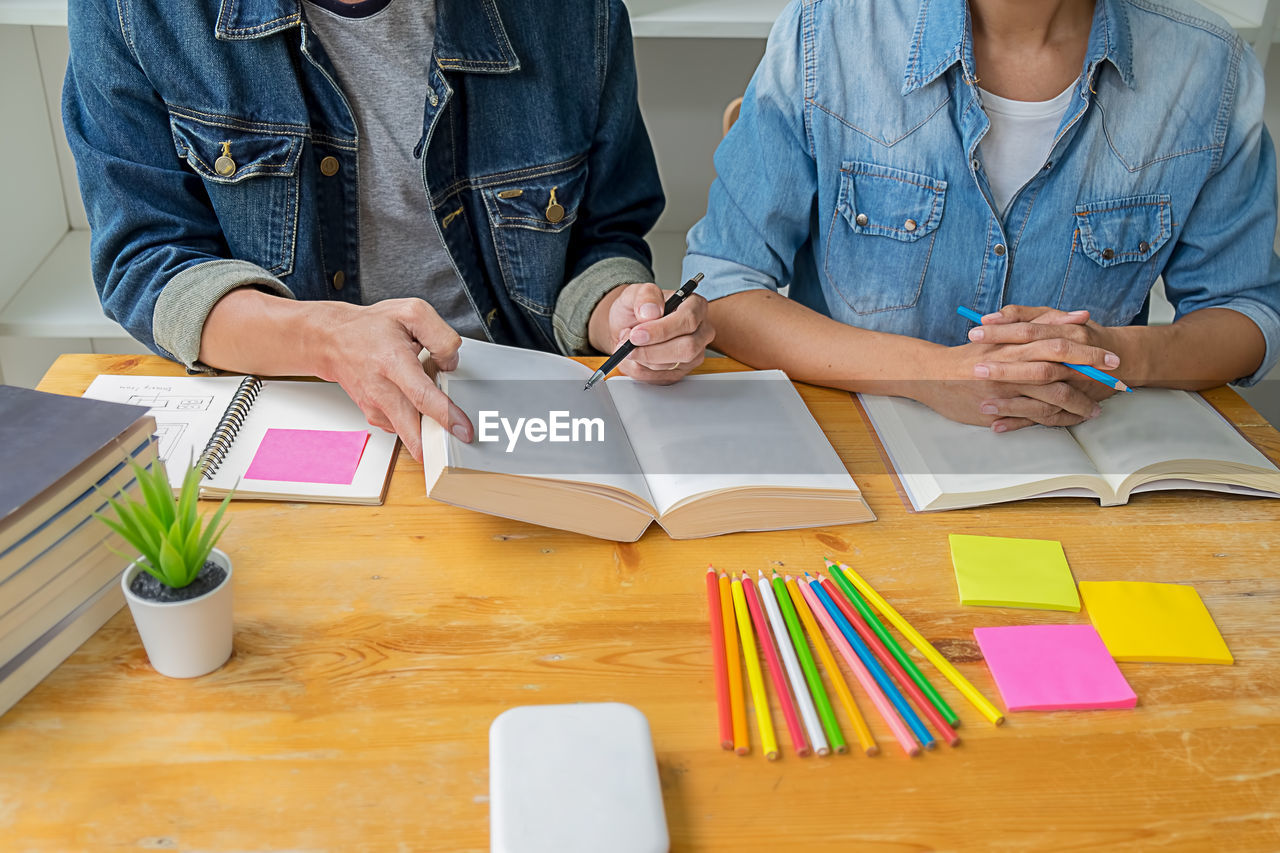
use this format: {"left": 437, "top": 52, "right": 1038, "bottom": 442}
{"left": 121, "top": 547, "right": 233, "bottom": 678}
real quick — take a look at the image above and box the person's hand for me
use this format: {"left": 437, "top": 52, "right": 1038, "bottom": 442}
{"left": 593, "top": 282, "right": 714, "bottom": 384}
{"left": 312, "top": 298, "right": 473, "bottom": 462}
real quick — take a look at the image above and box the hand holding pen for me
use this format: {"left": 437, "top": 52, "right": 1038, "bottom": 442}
{"left": 585, "top": 273, "right": 708, "bottom": 390}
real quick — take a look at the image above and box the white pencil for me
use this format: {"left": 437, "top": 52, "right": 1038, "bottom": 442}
{"left": 758, "top": 572, "right": 830, "bottom": 757}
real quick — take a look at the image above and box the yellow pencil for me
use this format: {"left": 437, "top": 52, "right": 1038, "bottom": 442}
{"left": 730, "top": 573, "right": 778, "bottom": 760}
{"left": 784, "top": 575, "right": 878, "bottom": 756}
{"left": 836, "top": 561, "right": 1005, "bottom": 726}
{"left": 719, "top": 572, "right": 750, "bottom": 754}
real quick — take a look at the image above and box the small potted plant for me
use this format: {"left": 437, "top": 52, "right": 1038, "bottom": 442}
{"left": 97, "top": 459, "right": 234, "bottom": 678}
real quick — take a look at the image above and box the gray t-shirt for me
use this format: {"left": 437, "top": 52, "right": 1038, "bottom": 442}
{"left": 303, "top": 0, "right": 486, "bottom": 338}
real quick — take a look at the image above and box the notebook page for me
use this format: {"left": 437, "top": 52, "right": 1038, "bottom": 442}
{"left": 607, "top": 372, "right": 857, "bottom": 517}
{"left": 438, "top": 339, "right": 652, "bottom": 501}
{"left": 201, "top": 380, "right": 397, "bottom": 500}
{"left": 83, "top": 375, "right": 245, "bottom": 488}
{"left": 858, "top": 394, "right": 1099, "bottom": 510}
{"left": 1068, "top": 388, "right": 1280, "bottom": 493}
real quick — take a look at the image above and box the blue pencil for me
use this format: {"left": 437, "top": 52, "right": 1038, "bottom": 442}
{"left": 806, "top": 575, "right": 936, "bottom": 749}
{"left": 957, "top": 305, "right": 1132, "bottom": 393}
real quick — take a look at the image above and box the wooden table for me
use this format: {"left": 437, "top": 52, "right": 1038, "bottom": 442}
{"left": 4, "top": 354, "right": 1279, "bottom": 851}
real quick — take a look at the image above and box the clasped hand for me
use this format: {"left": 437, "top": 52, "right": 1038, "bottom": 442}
{"left": 927, "top": 305, "right": 1124, "bottom": 432}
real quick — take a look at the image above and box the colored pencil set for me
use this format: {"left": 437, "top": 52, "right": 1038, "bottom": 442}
{"left": 704, "top": 559, "right": 1003, "bottom": 759}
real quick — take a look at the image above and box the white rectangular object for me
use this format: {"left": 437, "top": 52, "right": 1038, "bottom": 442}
{"left": 489, "top": 702, "right": 669, "bottom": 853}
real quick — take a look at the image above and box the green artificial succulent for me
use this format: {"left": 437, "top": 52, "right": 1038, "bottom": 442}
{"left": 96, "top": 458, "right": 233, "bottom": 589}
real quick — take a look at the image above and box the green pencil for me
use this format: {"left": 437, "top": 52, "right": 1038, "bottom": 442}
{"left": 770, "top": 572, "right": 846, "bottom": 754}
{"left": 825, "top": 559, "right": 960, "bottom": 727}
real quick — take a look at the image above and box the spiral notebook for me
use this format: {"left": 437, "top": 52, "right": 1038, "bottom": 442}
{"left": 82, "top": 375, "right": 397, "bottom": 505}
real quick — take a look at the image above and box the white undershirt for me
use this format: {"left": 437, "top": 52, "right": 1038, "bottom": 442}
{"left": 977, "top": 81, "right": 1077, "bottom": 215}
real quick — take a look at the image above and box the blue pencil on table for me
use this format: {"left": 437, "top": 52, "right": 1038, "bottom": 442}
{"left": 957, "top": 305, "right": 1132, "bottom": 393}
{"left": 806, "top": 575, "right": 936, "bottom": 749}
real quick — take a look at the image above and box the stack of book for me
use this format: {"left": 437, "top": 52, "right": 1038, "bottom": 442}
{"left": 0, "top": 385, "right": 159, "bottom": 716}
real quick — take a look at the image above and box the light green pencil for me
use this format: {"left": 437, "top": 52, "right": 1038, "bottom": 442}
{"left": 771, "top": 572, "right": 846, "bottom": 754}
{"left": 826, "top": 559, "right": 960, "bottom": 727}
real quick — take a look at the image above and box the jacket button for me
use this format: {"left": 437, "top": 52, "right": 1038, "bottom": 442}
{"left": 320, "top": 156, "right": 340, "bottom": 176}
{"left": 1138, "top": 241, "right": 1150, "bottom": 253}
{"left": 1102, "top": 248, "right": 1116, "bottom": 260}
{"left": 904, "top": 218, "right": 918, "bottom": 232}
{"left": 993, "top": 243, "right": 1007, "bottom": 256}
{"left": 214, "top": 155, "right": 236, "bottom": 177}
{"left": 855, "top": 213, "right": 869, "bottom": 227}
{"left": 428, "top": 91, "right": 439, "bottom": 107}
{"left": 332, "top": 270, "right": 346, "bottom": 290}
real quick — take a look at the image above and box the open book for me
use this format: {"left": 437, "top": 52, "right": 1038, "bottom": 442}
{"left": 83, "top": 375, "right": 397, "bottom": 505}
{"left": 859, "top": 389, "right": 1280, "bottom": 512}
{"left": 423, "top": 340, "right": 873, "bottom": 540}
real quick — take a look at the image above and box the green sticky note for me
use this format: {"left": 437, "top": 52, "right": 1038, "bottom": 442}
{"left": 1079, "top": 581, "right": 1233, "bottom": 664}
{"left": 949, "top": 534, "right": 1080, "bottom": 612}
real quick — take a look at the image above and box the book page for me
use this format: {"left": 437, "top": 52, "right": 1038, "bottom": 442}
{"left": 1068, "top": 389, "right": 1280, "bottom": 493}
{"left": 83, "top": 375, "right": 245, "bottom": 487}
{"left": 607, "top": 372, "right": 858, "bottom": 516}
{"left": 437, "top": 340, "right": 652, "bottom": 503}
{"left": 858, "top": 394, "right": 1102, "bottom": 510}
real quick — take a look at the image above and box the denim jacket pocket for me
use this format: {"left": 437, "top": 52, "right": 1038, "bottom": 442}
{"left": 169, "top": 111, "right": 304, "bottom": 277}
{"left": 1059, "top": 194, "right": 1172, "bottom": 322}
{"left": 482, "top": 156, "right": 588, "bottom": 318}
{"left": 824, "top": 161, "right": 947, "bottom": 314}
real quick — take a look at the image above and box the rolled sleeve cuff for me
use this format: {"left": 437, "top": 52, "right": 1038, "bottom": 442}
{"left": 152, "top": 259, "right": 294, "bottom": 371}
{"left": 682, "top": 253, "right": 780, "bottom": 302}
{"left": 552, "top": 256, "right": 654, "bottom": 356}
{"left": 1212, "top": 301, "right": 1280, "bottom": 387}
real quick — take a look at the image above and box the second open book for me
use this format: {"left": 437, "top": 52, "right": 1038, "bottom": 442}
{"left": 422, "top": 340, "right": 873, "bottom": 540}
{"left": 859, "top": 389, "right": 1280, "bottom": 511}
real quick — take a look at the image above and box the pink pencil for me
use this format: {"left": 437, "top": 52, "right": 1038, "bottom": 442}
{"left": 741, "top": 572, "right": 811, "bottom": 757}
{"left": 799, "top": 579, "right": 921, "bottom": 757}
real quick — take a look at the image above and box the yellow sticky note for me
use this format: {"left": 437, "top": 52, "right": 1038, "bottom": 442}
{"left": 949, "top": 534, "right": 1080, "bottom": 612}
{"left": 1079, "top": 581, "right": 1233, "bottom": 664}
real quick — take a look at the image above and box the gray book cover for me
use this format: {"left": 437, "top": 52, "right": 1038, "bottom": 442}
{"left": 0, "top": 385, "right": 151, "bottom": 523}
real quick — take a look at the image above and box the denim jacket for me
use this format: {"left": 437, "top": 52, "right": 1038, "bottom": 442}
{"left": 685, "top": 0, "right": 1280, "bottom": 385}
{"left": 64, "top": 0, "right": 664, "bottom": 366}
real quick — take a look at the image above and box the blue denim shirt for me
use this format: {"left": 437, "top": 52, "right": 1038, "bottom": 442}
{"left": 64, "top": 0, "right": 663, "bottom": 366}
{"left": 684, "top": 0, "right": 1280, "bottom": 385}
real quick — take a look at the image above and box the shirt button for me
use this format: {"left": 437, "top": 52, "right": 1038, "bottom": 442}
{"left": 1138, "top": 241, "right": 1150, "bottom": 253}
{"left": 1102, "top": 248, "right": 1116, "bottom": 260}
{"left": 320, "top": 156, "right": 340, "bottom": 177}
{"left": 428, "top": 91, "right": 439, "bottom": 107}
{"left": 904, "top": 218, "right": 918, "bottom": 232}
{"left": 332, "top": 270, "right": 346, "bottom": 290}
{"left": 971, "top": 158, "right": 981, "bottom": 172}
{"left": 993, "top": 243, "right": 1007, "bottom": 256}
{"left": 1043, "top": 161, "right": 1053, "bottom": 171}
{"left": 855, "top": 213, "right": 869, "bottom": 227}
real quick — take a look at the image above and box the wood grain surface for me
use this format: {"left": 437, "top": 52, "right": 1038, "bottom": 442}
{"left": 3, "top": 353, "right": 1278, "bottom": 851}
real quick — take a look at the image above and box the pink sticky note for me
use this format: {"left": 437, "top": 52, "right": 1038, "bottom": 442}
{"left": 973, "top": 625, "right": 1137, "bottom": 712}
{"left": 244, "top": 428, "right": 370, "bottom": 485}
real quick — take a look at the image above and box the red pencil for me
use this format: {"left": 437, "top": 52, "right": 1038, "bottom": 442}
{"left": 819, "top": 576, "right": 960, "bottom": 748}
{"left": 706, "top": 566, "right": 734, "bottom": 750}
{"left": 741, "top": 572, "right": 811, "bottom": 757}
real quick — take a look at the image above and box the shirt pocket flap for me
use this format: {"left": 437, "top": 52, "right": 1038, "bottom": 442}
{"left": 486, "top": 160, "right": 588, "bottom": 234}
{"left": 169, "top": 113, "right": 303, "bottom": 184}
{"left": 838, "top": 161, "right": 947, "bottom": 243}
{"left": 1074, "top": 194, "right": 1172, "bottom": 267}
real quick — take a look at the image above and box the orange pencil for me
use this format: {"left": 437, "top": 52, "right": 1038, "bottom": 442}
{"left": 785, "top": 575, "right": 878, "bottom": 756}
{"left": 706, "top": 567, "right": 733, "bottom": 750}
{"left": 719, "top": 573, "right": 749, "bottom": 754}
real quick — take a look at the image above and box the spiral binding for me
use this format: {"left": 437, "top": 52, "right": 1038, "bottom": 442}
{"left": 196, "top": 376, "right": 263, "bottom": 478}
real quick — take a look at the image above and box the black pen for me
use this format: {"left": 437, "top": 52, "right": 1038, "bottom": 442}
{"left": 583, "top": 273, "right": 703, "bottom": 391}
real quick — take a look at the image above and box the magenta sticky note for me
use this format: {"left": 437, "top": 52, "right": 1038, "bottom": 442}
{"left": 973, "top": 625, "right": 1137, "bottom": 712}
{"left": 244, "top": 428, "right": 370, "bottom": 485}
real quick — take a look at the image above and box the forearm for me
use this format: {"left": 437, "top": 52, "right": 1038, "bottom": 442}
{"left": 708, "top": 290, "right": 946, "bottom": 395}
{"left": 1110, "top": 308, "right": 1266, "bottom": 389}
{"left": 199, "top": 288, "right": 349, "bottom": 380}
